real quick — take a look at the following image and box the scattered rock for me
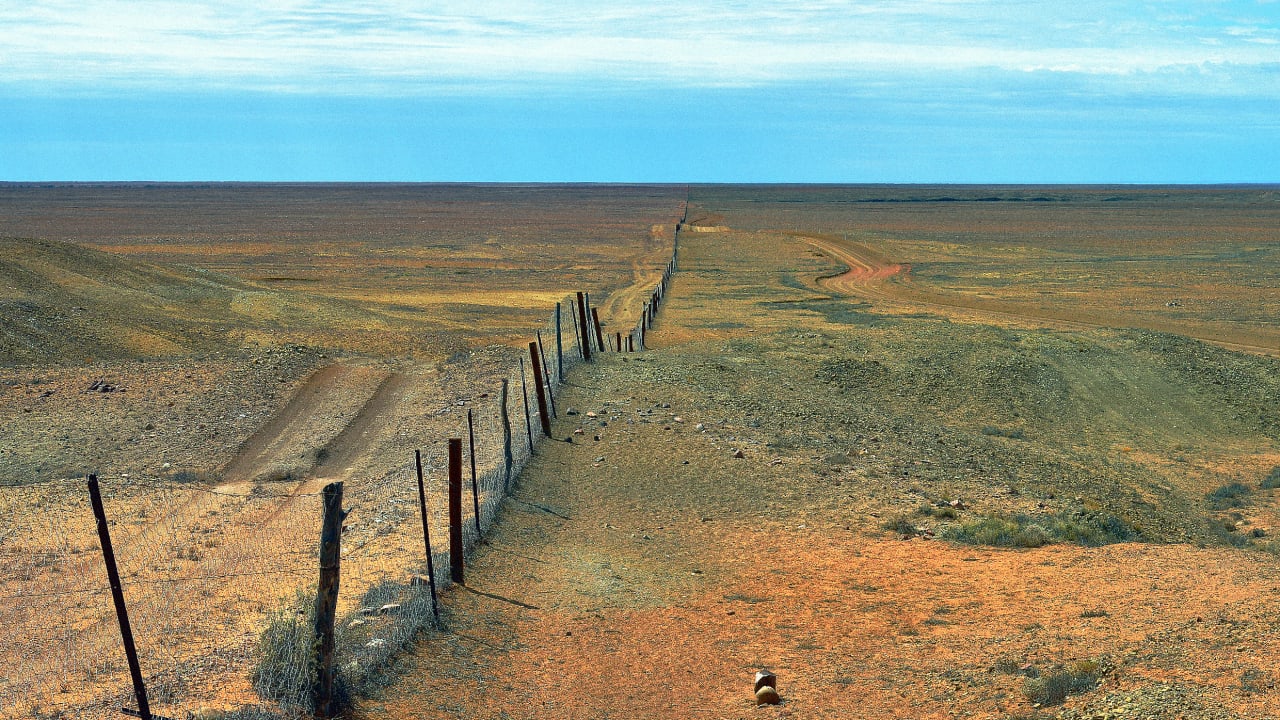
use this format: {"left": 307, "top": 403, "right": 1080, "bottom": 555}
{"left": 755, "top": 670, "right": 778, "bottom": 692}
{"left": 586, "top": 411, "right": 598, "bottom": 418}
{"left": 379, "top": 603, "right": 401, "bottom": 615}
{"left": 755, "top": 686, "right": 781, "bottom": 705}
{"left": 696, "top": 423, "right": 705, "bottom": 431}
{"left": 365, "top": 638, "right": 386, "bottom": 649}
{"left": 733, "top": 449, "right": 746, "bottom": 459}
{"left": 566, "top": 408, "right": 578, "bottom": 415}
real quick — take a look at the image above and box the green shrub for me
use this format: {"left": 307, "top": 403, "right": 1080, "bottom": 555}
{"left": 1261, "top": 467, "right": 1280, "bottom": 490}
{"left": 943, "top": 511, "right": 1136, "bottom": 548}
{"left": 1207, "top": 482, "right": 1252, "bottom": 510}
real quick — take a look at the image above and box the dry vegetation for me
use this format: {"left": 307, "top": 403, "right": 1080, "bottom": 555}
{"left": 4, "top": 184, "right": 1280, "bottom": 719}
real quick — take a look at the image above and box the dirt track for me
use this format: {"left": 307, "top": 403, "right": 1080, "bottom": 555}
{"left": 799, "top": 233, "right": 1279, "bottom": 358}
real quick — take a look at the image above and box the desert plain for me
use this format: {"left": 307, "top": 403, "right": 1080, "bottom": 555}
{"left": 3, "top": 183, "right": 1280, "bottom": 720}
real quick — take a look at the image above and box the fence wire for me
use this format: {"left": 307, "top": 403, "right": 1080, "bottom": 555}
{"left": 1, "top": 234, "right": 678, "bottom": 720}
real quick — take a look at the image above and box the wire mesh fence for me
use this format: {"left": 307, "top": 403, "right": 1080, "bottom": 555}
{"left": 1, "top": 233, "right": 679, "bottom": 720}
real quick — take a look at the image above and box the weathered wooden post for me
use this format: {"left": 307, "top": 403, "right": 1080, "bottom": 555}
{"left": 413, "top": 450, "right": 441, "bottom": 626}
{"left": 88, "top": 474, "right": 155, "bottom": 720}
{"left": 518, "top": 357, "right": 533, "bottom": 453}
{"left": 466, "top": 409, "right": 480, "bottom": 534}
{"left": 576, "top": 291, "right": 592, "bottom": 361}
{"left": 590, "top": 307, "right": 605, "bottom": 352}
{"left": 312, "top": 481, "right": 347, "bottom": 719}
{"left": 615, "top": 332, "right": 622, "bottom": 352}
{"left": 555, "top": 302, "right": 564, "bottom": 380}
{"left": 500, "top": 378, "right": 513, "bottom": 490}
{"left": 528, "top": 342, "right": 552, "bottom": 437}
{"left": 448, "top": 439, "right": 464, "bottom": 584}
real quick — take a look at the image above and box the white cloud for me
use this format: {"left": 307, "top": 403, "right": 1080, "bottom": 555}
{"left": 1, "top": 0, "right": 1277, "bottom": 94}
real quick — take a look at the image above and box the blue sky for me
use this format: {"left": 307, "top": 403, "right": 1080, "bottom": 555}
{"left": 2, "top": 1, "right": 1278, "bottom": 182}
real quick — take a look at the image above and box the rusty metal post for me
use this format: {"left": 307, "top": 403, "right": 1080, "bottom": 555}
{"left": 528, "top": 342, "right": 552, "bottom": 437}
{"left": 518, "top": 357, "right": 533, "bottom": 453}
{"left": 413, "top": 450, "right": 441, "bottom": 625}
{"left": 466, "top": 409, "right": 480, "bottom": 534}
{"left": 536, "top": 330, "right": 557, "bottom": 417}
{"left": 555, "top": 301, "right": 564, "bottom": 380}
{"left": 576, "top": 291, "right": 592, "bottom": 361}
{"left": 448, "top": 439, "right": 464, "bottom": 584}
{"left": 590, "top": 307, "right": 605, "bottom": 352}
{"left": 88, "top": 475, "right": 154, "bottom": 720}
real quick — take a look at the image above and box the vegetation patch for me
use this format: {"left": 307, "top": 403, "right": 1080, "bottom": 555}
{"left": 1022, "top": 660, "right": 1101, "bottom": 706}
{"left": 1206, "top": 482, "right": 1252, "bottom": 510}
{"left": 1261, "top": 466, "right": 1280, "bottom": 490}
{"left": 943, "top": 511, "right": 1137, "bottom": 548}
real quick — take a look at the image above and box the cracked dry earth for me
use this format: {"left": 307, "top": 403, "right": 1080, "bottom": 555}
{"left": 374, "top": 228, "right": 1280, "bottom": 719}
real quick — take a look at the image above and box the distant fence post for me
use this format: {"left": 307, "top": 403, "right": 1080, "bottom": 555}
{"left": 448, "top": 439, "right": 464, "bottom": 584}
{"left": 413, "top": 450, "right": 441, "bottom": 626}
{"left": 528, "top": 342, "right": 552, "bottom": 437}
{"left": 518, "top": 358, "right": 534, "bottom": 452}
{"left": 500, "top": 378, "right": 513, "bottom": 491}
{"left": 576, "top": 292, "right": 592, "bottom": 361}
{"left": 312, "top": 481, "right": 347, "bottom": 720}
{"left": 616, "top": 331, "right": 622, "bottom": 353}
{"left": 87, "top": 474, "right": 154, "bottom": 720}
{"left": 466, "top": 409, "right": 481, "bottom": 534}
{"left": 555, "top": 301, "right": 564, "bottom": 380}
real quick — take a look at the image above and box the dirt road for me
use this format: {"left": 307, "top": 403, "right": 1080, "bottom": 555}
{"left": 800, "top": 233, "right": 1278, "bottom": 357}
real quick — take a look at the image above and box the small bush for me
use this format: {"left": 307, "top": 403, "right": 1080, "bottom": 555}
{"left": 882, "top": 515, "right": 918, "bottom": 535}
{"left": 1261, "top": 467, "right": 1280, "bottom": 490}
{"left": 252, "top": 595, "right": 321, "bottom": 712}
{"left": 916, "top": 502, "right": 958, "bottom": 520}
{"left": 1023, "top": 661, "right": 1099, "bottom": 706}
{"left": 981, "top": 426, "right": 1026, "bottom": 440}
{"left": 1207, "top": 482, "right": 1252, "bottom": 510}
{"left": 943, "top": 511, "right": 1137, "bottom": 548}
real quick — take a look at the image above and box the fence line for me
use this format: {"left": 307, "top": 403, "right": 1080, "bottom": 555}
{"left": 0, "top": 219, "right": 684, "bottom": 720}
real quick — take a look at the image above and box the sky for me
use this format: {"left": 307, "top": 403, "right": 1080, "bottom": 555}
{"left": 1, "top": 1, "right": 1278, "bottom": 182}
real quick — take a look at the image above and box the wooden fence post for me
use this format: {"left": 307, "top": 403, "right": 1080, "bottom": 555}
{"left": 518, "top": 357, "right": 533, "bottom": 453}
{"left": 555, "top": 302, "right": 564, "bottom": 380}
{"left": 500, "top": 378, "right": 513, "bottom": 491}
{"left": 87, "top": 474, "right": 155, "bottom": 720}
{"left": 312, "top": 481, "right": 347, "bottom": 719}
{"left": 590, "top": 307, "right": 605, "bottom": 352}
{"left": 466, "top": 409, "right": 481, "bottom": 534}
{"left": 616, "top": 332, "right": 622, "bottom": 352}
{"left": 528, "top": 342, "right": 552, "bottom": 437}
{"left": 448, "top": 439, "right": 464, "bottom": 584}
{"left": 576, "top": 292, "right": 592, "bottom": 361}
{"left": 413, "top": 450, "right": 441, "bottom": 626}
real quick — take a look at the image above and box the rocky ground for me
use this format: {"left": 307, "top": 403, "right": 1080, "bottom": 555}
{"left": 377, "top": 226, "right": 1280, "bottom": 719}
